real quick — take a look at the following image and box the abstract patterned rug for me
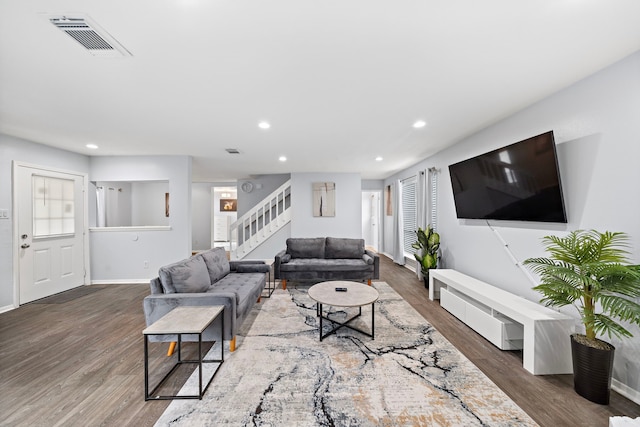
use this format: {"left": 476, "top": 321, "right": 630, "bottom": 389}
{"left": 155, "top": 282, "right": 537, "bottom": 426}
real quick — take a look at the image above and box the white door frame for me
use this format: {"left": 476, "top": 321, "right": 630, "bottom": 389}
{"left": 361, "top": 190, "right": 382, "bottom": 252}
{"left": 12, "top": 161, "right": 91, "bottom": 307}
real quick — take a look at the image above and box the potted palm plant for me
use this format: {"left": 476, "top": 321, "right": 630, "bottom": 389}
{"left": 412, "top": 225, "right": 440, "bottom": 288}
{"left": 523, "top": 230, "right": 640, "bottom": 404}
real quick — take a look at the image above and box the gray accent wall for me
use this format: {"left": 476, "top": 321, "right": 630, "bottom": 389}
{"left": 384, "top": 50, "right": 640, "bottom": 399}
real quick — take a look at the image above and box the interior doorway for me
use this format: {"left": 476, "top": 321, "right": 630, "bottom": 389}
{"left": 361, "top": 190, "right": 382, "bottom": 252}
{"left": 211, "top": 186, "right": 237, "bottom": 251}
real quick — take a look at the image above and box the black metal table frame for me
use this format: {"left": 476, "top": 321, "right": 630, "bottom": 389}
{"left": 316, "top": 302, "right": 375, "bottom": 341}
{"left": 144, "top": 310, "right": 224, "bottom": 401}
{"left": 261, "top": 269, "right": 274, "bottom": 298}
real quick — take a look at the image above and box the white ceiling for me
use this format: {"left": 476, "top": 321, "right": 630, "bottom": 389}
{"left": 1, "top": 1, "right": 640, "bottom": 181}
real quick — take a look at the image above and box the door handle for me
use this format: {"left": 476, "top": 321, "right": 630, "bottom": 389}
{"left": 21, "top": 243, "right": 30, "bottom": 249}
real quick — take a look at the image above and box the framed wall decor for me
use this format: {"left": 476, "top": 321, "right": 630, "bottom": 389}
{"left": 312, "top": 182, "right": 336, "bottom": 217}
{"left": 385, "top": 185, "right": 392, "bottom": 216}
{"left": 220, "top": 199, "right": 237, "bottom": 212}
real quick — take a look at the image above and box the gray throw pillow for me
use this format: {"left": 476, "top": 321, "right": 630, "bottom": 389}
{"left": 164, "top": 256, "right": 211, "bottom": 293}
{"left": 200, "top": 247, "right": 231, "bottom": 283}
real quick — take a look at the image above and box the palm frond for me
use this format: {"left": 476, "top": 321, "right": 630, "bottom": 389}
{"left": 525, "top": 229, "right": 640, "bottom": 342}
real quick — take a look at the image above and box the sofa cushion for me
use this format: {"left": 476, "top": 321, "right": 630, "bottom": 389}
{"left": 279, "top": 258, "right": 371, "bottom": 272}
{"left": 325, "top": 237, "right": 364, "bottom": 259}
{"left": 210, "top": 273, "right": 264, "bottom": 313}
{"left": 159, "top": 256, "right": 211, "bottom": 293}
{"left": 200, "top": 247, "right": 230, "bottom": 283}
{"left": 286, "top": 237, "right": 326, "bottom": 259}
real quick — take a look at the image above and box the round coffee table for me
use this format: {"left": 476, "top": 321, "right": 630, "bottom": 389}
{"left": 308, "top": 281, "right": 379, "bottom": 341}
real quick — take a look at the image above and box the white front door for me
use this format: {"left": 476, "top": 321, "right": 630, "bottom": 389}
{"left": 16, "top": 164, "right": 87, "bottom": 304}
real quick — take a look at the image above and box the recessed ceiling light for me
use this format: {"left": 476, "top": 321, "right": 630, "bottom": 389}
{"left": 86, "top": 143, "right": 98, "bottom": 149}
{"left": 413, "top": 120, "right": 427, "bottom": 129}
{"left": 375, "top": 156, "right": 383, "bottom": 161}
{"left": 278, "top": 156, "right": 287, "bottom": 162}
{"left": 258, "top": 121, "right": 271, "bottom": 129}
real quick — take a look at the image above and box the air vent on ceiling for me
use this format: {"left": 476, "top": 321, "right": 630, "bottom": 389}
{"left": 49, "top": 15, "right": 132, "bottom": 57}
{"left": 226, "top": 149, "right": 241, "bottom": 154}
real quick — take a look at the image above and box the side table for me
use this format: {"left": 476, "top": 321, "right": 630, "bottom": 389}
{"left": 143, "top": 306, "right": 224, "bottom": 400}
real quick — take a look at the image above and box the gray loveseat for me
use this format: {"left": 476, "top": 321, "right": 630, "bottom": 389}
{"left": 143, "top": 247, "right": 267, "bottom": 352}
{"left": 274, "top": 237, "right": 379, "bottom": 289}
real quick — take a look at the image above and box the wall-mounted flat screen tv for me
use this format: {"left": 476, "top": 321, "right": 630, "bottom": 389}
{"left": 448, "top": 131, "right": 567, "bottom": 223}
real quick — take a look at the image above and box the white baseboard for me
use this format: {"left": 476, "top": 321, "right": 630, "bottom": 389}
{"left": 612, "top": 379, "right": 640, "bottom": 405}
{"left": 90, "top": 279, "right": 150, "bottom": 285}
{"left": 0, "top": 304, "right": 16, "bottom": 314}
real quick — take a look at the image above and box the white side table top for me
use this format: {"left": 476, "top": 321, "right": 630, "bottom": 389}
{"left": 308, "top": 281, "right": 379, "bottom": 307}
{"left": 143, "top": 306, "right": 224, "bottom": 335}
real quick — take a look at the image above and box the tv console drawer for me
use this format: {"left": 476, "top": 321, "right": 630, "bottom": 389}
{"left": 440, "top": 286, "right": 523, "bottom": 351}
{"left": 440, "top": 287, "right": 466, "bottom": 321}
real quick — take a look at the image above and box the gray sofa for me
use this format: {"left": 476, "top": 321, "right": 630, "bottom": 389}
{"left": 143, "top": 247, "right": 267, "bottom": 352}
{"left": 274, "top": 237, "right": 379, "bottom": 289}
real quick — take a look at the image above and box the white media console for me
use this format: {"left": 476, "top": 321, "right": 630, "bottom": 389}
{"left": 429, "top": 269, "right": 574, "bottom": 375}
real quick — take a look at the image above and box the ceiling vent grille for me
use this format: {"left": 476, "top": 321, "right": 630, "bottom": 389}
{"left": 49, "top": 15, "right": 132, "bottom": 57}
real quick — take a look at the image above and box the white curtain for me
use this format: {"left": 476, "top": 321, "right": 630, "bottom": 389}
{"left": 96, "top": 186, "right": 106, "bottom": 227}
{"left": 416, "top": 170, "right": 428, "bottom": 280}
{"left": 392, "top": 180, "right": 405, "bottom": 265}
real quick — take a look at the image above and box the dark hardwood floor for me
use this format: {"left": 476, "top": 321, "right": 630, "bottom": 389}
{"left": 1, "top": 255, "right": 639, "bottom": 426}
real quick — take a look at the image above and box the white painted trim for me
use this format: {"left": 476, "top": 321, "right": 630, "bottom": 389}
{"left": 0, "top": 304, "right": 16, "bottom": 314}
{"left": 612, "top": 379, "right": 640, "bottom": 405}
{"left": 90, "top": 279, "right": 150, "bottom": 285}
{"left": 12, "top": 161, "right": 91, "bottom": 307}
{"left": 89, "top": 226, "right": 172, "bottom": 232}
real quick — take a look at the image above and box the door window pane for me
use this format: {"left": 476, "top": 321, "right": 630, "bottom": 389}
{"left": 33, "top": 175, "right": 75, "bottom": 237}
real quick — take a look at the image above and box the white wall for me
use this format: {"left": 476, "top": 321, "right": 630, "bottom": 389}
{"left": 384, "top": 51, "right": 640, "bottom": 396}
{"left": 131, "top": 181, "right": 169, "bottom": 226}
{"left": 244, "top": 173, "right": 363, "bottom": 260}
{"left": 0, "top": 135, "right": 91, "bottom": 310}
{"left": 291, "top": 172, "right": 362, "bottom": 238}
{"left": 89, "top": 155, "right": 192, "bottom": 283}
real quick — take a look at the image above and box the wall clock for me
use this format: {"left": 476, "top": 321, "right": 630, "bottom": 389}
{"left": 241, "top": 181, "right": 253, "bottom": 193}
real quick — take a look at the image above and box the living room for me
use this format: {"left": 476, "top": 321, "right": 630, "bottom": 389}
{"left": 2, "top": 2, "right": 640, "bottom": 426}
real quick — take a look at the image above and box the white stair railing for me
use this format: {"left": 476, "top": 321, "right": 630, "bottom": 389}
{"left": 230, "top": 180, "right": 291, "bottom": 259}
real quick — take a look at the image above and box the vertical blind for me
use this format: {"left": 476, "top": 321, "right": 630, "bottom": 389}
{"left": 401, "top": 177, "right": 417, "bottom": 255}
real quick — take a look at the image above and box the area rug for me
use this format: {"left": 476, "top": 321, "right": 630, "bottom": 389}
{"left": 155, "top": 282, "right": 537, "bottom": 426}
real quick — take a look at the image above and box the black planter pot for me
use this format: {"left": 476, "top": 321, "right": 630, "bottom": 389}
{"left": 571, "top": 334, "right": 615, "bottom": 405}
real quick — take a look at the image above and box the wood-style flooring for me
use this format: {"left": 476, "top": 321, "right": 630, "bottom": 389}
{"left": 1, "top": 255, "right": 639, "bottom": 426}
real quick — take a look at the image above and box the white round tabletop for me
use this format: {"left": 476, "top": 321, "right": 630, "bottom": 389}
{"left": 308, "top": 281, "right": 379, "bottom": 307}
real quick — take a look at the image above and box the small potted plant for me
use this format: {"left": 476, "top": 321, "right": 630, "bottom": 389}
{"left": 412, "top": 225, "right": 440, "bottom": 288}
{"left": 524, "top": 230, "right": 640, "bottom": 404}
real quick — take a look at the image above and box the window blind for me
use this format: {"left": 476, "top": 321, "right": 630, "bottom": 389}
{"left": 401, "top": 177, "right": 417, "bottom": 255}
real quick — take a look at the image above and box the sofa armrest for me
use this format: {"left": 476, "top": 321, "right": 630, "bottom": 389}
{"left": 274, "top": 249, "right": 290, "bottom": 279}
{"left": 142, "top": 292, "right": 238, "bottom": 340}
{"left": 365, "top": 250, "right": 380, "bottom": 280}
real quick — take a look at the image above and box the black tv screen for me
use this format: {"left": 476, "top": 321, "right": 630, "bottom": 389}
{"left": 448, "top": 131, "right": 567, "bottom": 223}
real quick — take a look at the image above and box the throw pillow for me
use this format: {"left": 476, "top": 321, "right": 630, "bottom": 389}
{"left": 164, "top": 256, "right": 211, "bottom": 293}
{"left": 200, "top": 247, "right": 231, "bottom": 283}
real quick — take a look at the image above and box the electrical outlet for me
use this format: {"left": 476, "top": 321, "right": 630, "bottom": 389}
{"left": 143, "top": 261, "right": 149, "bottom": 269}
{"left": 0, "top": 209, "right": 8, "bottom": 219}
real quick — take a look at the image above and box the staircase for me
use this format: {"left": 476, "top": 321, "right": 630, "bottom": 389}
{"left": 229, "top": 180, "right": 291, "bottom": 259}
